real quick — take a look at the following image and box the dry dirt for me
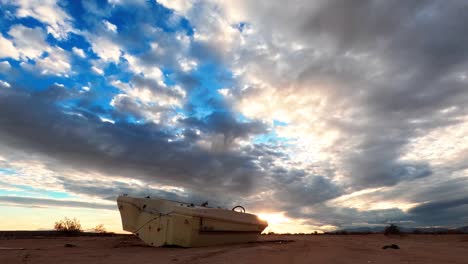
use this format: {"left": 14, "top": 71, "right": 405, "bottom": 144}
{"left": 1, "top": 234, "right": 467, "bottom": 264}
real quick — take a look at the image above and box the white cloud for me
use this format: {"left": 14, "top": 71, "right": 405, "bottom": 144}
{"left": 178, "top": 57, "right": 197, "bottom": 72}
{"left": 72, "top": 47, "right": 86, "bottom": 58}
{"left": 111, "top": 79, "right": 185, "bottom": 107}
{"left": 110, "top": 78, "right": 186, "bottom": 124}
{"left": 34, "top": 47, "right": 71, "bottom": 76}
{"left": 103, "top": 20, "right": 118, "bottom": 33}
{"left": 82, "top": 86, "right": 90, "bottom": 91}
{"left": 99, "top": 116, "right": 115, "bottom": 124}
{"left": 4, "top": 25, "right": 71, "bottom": 76}
{"left": 124, "top": 54, "right": 164, "bottom": 83}
{"left": 8, "top": 25, "right": 49, "bottom": 60}
{"left": 0, "top": 35, "right": 19, "bottom": 59}
{"left": 88, "top": 36, "right": 122, "bottom": 63}
{"left": 401, "top": 117, "right": 468, "bottom": 167}
{"left": 0, "top": 61, "right": 12, "bottom": 72}
{"left": 157, "top": 0, "right": 194, "bottom": 15}
{"left": 11, "top": 0, "right": 73, "bottom": 40}
{"left": 0, "top": 80, "right": 11, "bottom": 88}
{"left": 217, "top": 88, "right": 230, "bottom": 96}
{"left": 91, "top": 65, "right": 104, "bottom": 75}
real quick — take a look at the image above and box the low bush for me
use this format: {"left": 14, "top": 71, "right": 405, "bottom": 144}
{"left": 54, "top": 217, "right": 82, "bottom": 234}
{"left": 384, "top": 224, "right": 400, "bottom": 235}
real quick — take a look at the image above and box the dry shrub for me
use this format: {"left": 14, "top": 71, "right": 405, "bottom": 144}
{"left": 93, "top": 224, "right": 107, "bottom": 233}
{"left": 384, "top": 224, "right": 400, "bottom": 236}
{"left": 54, "top": 217, "right": 82, "bottom": 234}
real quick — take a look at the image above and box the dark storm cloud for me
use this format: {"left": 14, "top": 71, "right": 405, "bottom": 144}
{"left": 181, "top": 111, "right": 267, "bottom": 145}
{"left": 0, "top": 87, "right": 265, "bottom": 196}
{"left": 287, "top": 203, "right": 407, "bottom": 228}
{"left": 0, "top": 196, "right": 116, "bottom": 210}
{"left": 274, "top": 0, "right": 468, "bottom": 189}
{"left": 58, "top": 177, "right": 230, "bottom": 208}
{"left": 274, "top": 175, "right": 343, "bottom": 207}
{"left": 407, "top": 197, "right": 468, "bottom": 227}
{"left": 58, "top": 177, "right": 186, "bottom": 203}
{"left": 0, "top": 86, "right": 342, "bottom": 211}
{"left": 409, "top": 197, "right": 468, "bottom": 216}
{"left": 200, "top": 0, "right": 468, "bottom": 228}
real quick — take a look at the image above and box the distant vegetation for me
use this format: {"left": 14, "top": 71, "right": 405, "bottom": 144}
{"left": 93, "top": 224, "right": 107, "bottom": 233}
{"left": 54, "top": 217, "right": 82, "bottom": 234}
{"left": 384, "top": 224, "right": 401, "bottom": 236}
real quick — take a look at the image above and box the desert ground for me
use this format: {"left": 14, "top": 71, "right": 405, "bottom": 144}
{"left": 1, "top": 234, "right": 467, "bottom": 264}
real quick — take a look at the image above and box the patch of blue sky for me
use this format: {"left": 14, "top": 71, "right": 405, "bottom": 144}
{"left": 233, "top": 22, "right": 249, "bottom": 33}
{"left": 185, "top": 63, "right": 235, "bottom": 118}
{"left": 57, "top": 70, "right": 122, "bottom": 114}
{"left": 0, "top": 185, "right": 37, "bottom": 197}
{"left": 143, "top": 0, "right": 194, "bottom": 35}
{"left": 0, "top": 189, "right": 31, "bottom": 196}
{"left": 89, "top": 0, "right": 194, "bottom": 40}
{"left": 231, "top": 111, "right": 257, "bottom": 123}
{"left": 273, "top": 120, "right": 289, "bottom": 127}
{"left": 0, "top": 184, "right": 73, "bottom": 199}
{"left": 162, "top": 69, "right": 176, "bottom": 86}
{"left": 59, "top": 0, "right": 88, "bottom": 30}
{"left": 253, "top": 131, "right": 293, "bottom": 146}
{"left": 0, "top": 168, "right": 16, "bottom": 175}
{"left": 45, "top": 191, "right": 73, "bottom": 199}
{"left": 52, "top": 33, "right": 92, "bottom": 55}
{"left": 1, "top": 53, "right": 99, "bottom": 95}
{"left": 124, "top": 115, "right": 141, "bottom": 124}
{"left": 0, "top": 7, "right": 44, "bottom": 34}
{"left": 7, "top": 72, "right": 67, "bottom": 94}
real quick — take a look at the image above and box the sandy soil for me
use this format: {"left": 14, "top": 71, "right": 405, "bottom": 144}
{"left": 1, "top": 234, "right": 467, "bottom": 264}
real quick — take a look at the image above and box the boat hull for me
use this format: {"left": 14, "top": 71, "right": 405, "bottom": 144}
{"left": 117, "top": 196, "right": 268, "bottom": 247}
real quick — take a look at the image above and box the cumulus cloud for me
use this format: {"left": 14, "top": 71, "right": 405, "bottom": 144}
{"left": 0, "top": 80, "right": 11, "bottom": 88}
{"left": 8, "top": 0, "right": 74, "bottom": 39}
{"left": 7, "top": 25, "right": 49, "bottom": 60}
{"left": 87, "top": 35, "right": 122, "bottom": 63}
{"left": 103, "top": 20, "right": 118, "bottom": 33}
{"left": 0, "top": 61, "right": 11, "bottom": 72}
{"left": 1, "top": 25, "right": 72, "bottom": 76}
{"left": 72, "top": 47, "right": 86, "bottom": 58}
{"left": 91, "top": 65, "right": 104, "bottom": 75}
{"left": 34, "top": 47, "right": 71, "bottom": 76}
{"left": 0, "top": 35, "right": 20, "bottom": 59}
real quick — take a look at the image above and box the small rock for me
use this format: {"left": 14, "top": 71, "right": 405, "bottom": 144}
{"left": 64, "top": 243, "right": 77, "bottom": 248}
{"left": 382, "top": 244, "right": 400, "bottom": 250}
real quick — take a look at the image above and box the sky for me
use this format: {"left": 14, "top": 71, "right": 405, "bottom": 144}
{"left": 0, "top": 0, "right": 467, "bottom": 233}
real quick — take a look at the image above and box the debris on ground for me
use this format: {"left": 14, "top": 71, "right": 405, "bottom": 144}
{"left": 64, "top": 243, "right": 77, "bottom": 248}
{"left": 382, "top": 244, "right": 400, "bottom": 249}
{"left": 0, "top": 247, "right": 25, "bottom": 250}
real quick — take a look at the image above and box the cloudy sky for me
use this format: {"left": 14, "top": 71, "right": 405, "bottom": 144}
{"left": 0, "top": 0, "right": 467, "bottom": 233}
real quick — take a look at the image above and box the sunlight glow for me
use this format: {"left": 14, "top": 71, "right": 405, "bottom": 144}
{"left": 257, "top": 212, "right": 290, "bottom": 225}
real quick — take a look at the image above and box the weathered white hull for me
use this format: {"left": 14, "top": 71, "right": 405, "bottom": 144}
{"left": 117, "top": 195, "right": 268, "bottom": 247}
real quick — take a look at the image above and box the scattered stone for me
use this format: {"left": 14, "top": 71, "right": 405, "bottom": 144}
{"left": 64, "top": 243, "right": 77, "bottom": 248}
{"left": 382, "top": 244, "right": 400, "bottom": 250}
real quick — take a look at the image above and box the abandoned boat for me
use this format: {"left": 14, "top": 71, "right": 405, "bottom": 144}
{"left": 117, "top": 195, "right": 268, "bottom": 247}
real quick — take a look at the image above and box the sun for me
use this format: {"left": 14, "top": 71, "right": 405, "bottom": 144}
{"left": 257, "top": 212, "right": 290, "bottom": 225}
